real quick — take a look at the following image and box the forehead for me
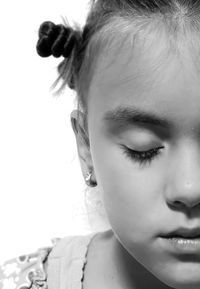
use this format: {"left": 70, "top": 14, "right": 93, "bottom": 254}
{"left": 87, "top": 31, "right": 200, "bottom": 128}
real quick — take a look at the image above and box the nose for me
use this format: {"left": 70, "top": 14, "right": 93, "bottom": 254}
{"left": 166, "top": 143, "right": 200, "bottom": 212}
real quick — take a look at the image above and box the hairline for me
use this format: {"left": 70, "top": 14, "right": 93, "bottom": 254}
{"left": 76, "top": 9, "right": 200, "bottom": 132}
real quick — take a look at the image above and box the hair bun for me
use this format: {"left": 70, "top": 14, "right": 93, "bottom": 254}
{"left": 36, "top": 21, "right": 79, "bottom": 58}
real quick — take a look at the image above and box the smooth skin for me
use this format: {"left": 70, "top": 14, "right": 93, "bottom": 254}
{"left": 71, "top": 28, "right": 200, "bottom": 289}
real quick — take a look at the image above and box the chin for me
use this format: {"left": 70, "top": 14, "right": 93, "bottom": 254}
{"left": 155, "top": 267, "right": 200, "bottom": 289}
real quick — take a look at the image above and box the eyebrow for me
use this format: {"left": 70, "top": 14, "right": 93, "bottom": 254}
{"left": 103, "top": 106, "right": 173, "bottom": 132}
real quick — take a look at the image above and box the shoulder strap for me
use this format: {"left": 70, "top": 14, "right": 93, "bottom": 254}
{"left": 47, "top": 233, "right": 98, "bottom": 289}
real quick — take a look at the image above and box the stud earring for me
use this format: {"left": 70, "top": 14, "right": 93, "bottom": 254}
{"left": 85, "top": 171, "right": 97, "bottom": 187}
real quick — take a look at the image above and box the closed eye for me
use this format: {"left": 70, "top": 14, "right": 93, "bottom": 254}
{"left": 120, "top": 144, "right": 164, "bottom": 168}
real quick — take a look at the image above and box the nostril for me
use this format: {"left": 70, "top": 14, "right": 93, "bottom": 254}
{"left": 168, "top": 201, "right": 191, "bottom": 214}
{"left": 171, "top": 201, "right": 183, "bottom": 208}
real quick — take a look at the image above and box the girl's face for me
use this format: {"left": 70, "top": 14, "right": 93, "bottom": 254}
{"left": 83, "top": 33, "right": 200, "bottom": 288}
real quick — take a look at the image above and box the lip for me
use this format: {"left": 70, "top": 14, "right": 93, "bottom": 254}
{"left": 161, "top": 227, "right": 200, "bottom": 239}
{"left": 160, "top": 236, "right": 200, "bottom": 254}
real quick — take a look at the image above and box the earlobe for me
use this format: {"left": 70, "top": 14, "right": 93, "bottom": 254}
{"left": 85, "top": 171, "right": 97, "bottom": 187}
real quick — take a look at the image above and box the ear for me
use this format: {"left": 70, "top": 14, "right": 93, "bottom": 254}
{"left": 70, "top": 109, "right": 96, "bottom": 184}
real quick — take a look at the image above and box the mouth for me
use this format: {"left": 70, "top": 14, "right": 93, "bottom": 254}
{"left": 159, "top": 227, "right": 200, "bottom": 253}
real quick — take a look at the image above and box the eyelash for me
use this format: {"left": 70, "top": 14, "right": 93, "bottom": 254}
{"left": 120, "top": 144, "right": 163, "bottom": 167}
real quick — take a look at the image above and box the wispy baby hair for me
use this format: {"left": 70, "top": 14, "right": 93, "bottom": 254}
{"left": 36, "top": 0, "right": 200, "bottom": 121}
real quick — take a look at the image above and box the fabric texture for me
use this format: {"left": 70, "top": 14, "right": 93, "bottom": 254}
{"left": 0, "top": 231, "right": 98, "bottom": 289}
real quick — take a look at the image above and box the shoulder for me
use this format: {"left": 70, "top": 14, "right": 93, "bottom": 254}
{"left": 47, "top": 232, "right": 99, "bottom": 289}
{"left": 0, "top": 238, "right": 60, "bottom": 289}
{"left": 48, "top": 233, "right": 98, "bottom": 259}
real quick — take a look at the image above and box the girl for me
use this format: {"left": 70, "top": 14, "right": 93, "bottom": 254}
{"left": 1, "top": 0, "right": 200, "bottom": 288}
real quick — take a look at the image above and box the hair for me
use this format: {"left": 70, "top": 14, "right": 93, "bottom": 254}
{"left": 37, "top": 0, "right": 200, "bottom": 231}
{"left": 37, "top": 0, "right": 200, "bottom": 131}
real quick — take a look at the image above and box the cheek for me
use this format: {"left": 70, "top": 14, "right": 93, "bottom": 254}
{"left": 102, "top": 171, "right": 154, "bottom": 241}
{"left": 92, "top": 140, "right": 164, "bottom": 240}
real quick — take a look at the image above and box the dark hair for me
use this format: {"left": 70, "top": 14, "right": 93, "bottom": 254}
{"left": 37, "top": 0, "right": 200, "bottom": 131}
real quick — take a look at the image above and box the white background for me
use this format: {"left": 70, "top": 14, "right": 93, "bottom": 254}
{"left": 0, "top": 0, "right": 98, "bottom": 262}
